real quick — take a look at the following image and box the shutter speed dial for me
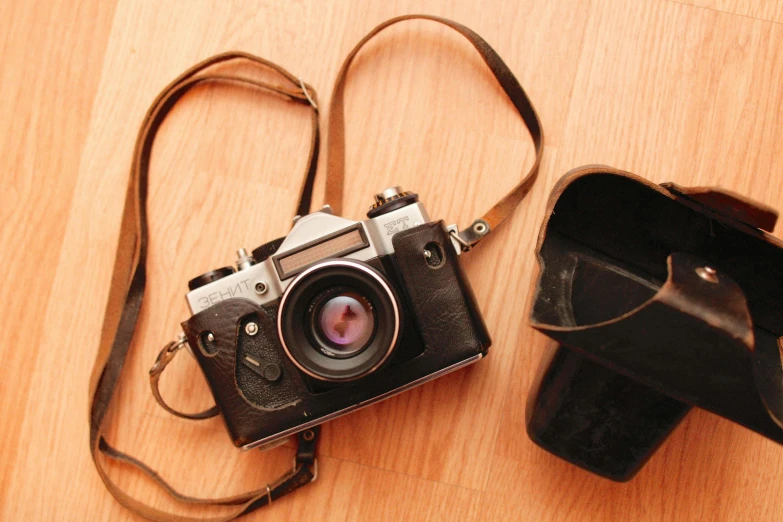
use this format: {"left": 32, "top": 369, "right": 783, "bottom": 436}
{"left": 367, "top": 186, "right": 419, "bottom": 218}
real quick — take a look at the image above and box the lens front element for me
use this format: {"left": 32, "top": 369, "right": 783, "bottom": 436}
{"left": 314, "top": 289, "right": 375, "bottom": 356}
{"left": 278, "top": 259, "right": 400, "bottom": 381}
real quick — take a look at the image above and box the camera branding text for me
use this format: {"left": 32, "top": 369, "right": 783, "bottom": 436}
{"left": 198, "top": 279, "right": 252, "bottom": 310}
{"left": 384, "top": 217, "right": 410, "bottom": 235}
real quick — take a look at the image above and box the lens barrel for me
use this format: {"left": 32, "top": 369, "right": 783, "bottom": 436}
{"left": 278, "top": 259, "right": 400, "bottom": 381}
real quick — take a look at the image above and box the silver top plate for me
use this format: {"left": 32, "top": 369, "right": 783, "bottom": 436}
{"left": 185, "top": 202, "right": 430, "bottom": 314}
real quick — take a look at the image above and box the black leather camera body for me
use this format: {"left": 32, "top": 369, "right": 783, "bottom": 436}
{"left": 180, "top": 188, "right": 490, "bottom": 449}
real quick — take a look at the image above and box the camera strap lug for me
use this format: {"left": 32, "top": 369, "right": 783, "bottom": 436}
{"left": 294, "top": 428, "right": 318, "bottom": 474}
{"left": 444, "top": 224, "right": 468, "bottom": 254}
{"left": 301, "top": 458, "right": 318, "bottom": 482}
{"left": 148, "top": 332, "right": 186, "bottom": 378}
{"left": 447, "top": 220, "right": 494, "bottom": 253}
{"left": 448, "top": 227, "right": 471, "bottom": 253}
{"left": 148, "top": 333, "right": 220, "bottom": 420}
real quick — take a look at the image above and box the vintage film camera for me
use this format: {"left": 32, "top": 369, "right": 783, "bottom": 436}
{"left": 181, "top": 188, "right": 490, "bottom": 449}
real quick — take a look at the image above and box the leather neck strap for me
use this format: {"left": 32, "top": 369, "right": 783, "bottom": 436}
{"left": 89, "top": 52, "right": 320, "bottom": 522}
{"left": 326, "top": 14, "right": 543, "bottom": 250}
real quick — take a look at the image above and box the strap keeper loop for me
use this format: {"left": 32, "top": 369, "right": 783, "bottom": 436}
{"left": 298, "top": 77, "right": 319, "bottom": 111}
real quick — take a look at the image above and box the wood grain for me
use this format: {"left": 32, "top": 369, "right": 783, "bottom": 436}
{"left": 0, "top": 0, "right": 117, "bottom": 504}
{"left": 676, "top": 0, "right": 783, "bottom": 23}
{"left": 2, "top": 0, "right": 782, "bottom": 520}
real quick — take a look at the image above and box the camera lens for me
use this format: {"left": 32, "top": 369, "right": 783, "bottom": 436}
{"left": 312, "top": 289, "right": 375, "bottom": 357}
{"left": 278, "top": 259, "right": 400, "bottom": 381}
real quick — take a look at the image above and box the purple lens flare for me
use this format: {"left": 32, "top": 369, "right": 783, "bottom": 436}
{"left": 317, "top": 292, "right": 373, "bottom": 353}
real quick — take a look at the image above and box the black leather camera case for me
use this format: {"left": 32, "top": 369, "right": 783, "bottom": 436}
{"left": 526, "top": 166, "right": 783, "bottom": 481}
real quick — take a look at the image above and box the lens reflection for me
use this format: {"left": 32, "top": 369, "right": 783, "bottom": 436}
{"left": 317, "top": 292, "right": 374, "bottom": 354}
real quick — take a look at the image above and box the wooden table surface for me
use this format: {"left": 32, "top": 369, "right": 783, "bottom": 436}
{"left": 3, "top": 0, "right": 783, "bottom": 520}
